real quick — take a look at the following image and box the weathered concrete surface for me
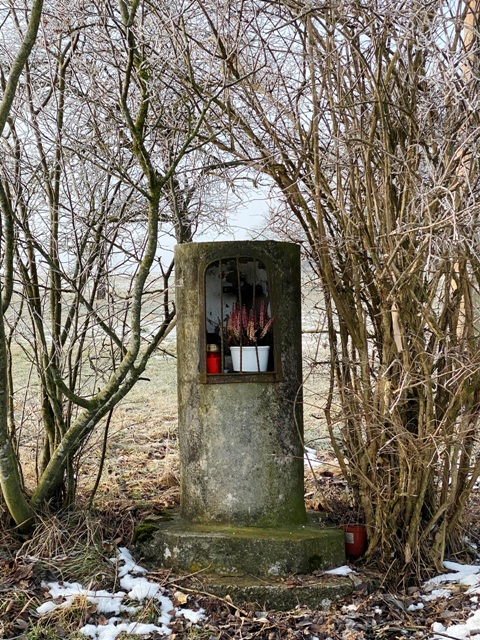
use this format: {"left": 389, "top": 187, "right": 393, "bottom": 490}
{"left": 175, "top": 241, "right": 305, "bottom": 527}
{"left": 179, "top": 381, "right": 306, "bottom": 527}
{"left": 138, "top": 517, "right": 346, "bottom": 577}
{"left": 198, "top": 574, "right": 355, "bottom": 611}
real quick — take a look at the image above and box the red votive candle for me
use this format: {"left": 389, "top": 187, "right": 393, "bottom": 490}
{"left": 206, "top": 344, "right": 221, "bottom": 373}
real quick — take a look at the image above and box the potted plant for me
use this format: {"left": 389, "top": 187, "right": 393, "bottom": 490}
{"left": 225, "top": 301, "right": 273, "bottom": 372}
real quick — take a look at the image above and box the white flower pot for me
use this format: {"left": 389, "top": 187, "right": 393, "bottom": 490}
{"left": 230, "top": 346, "right": 270, "bottom": 372}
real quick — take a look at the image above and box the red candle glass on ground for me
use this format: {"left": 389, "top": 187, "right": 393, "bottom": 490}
{"left": 206, "top": 344, "right": 221, "bottom": 373}
{"left": 343, "top": 524, "right": 367, "bottom": 558}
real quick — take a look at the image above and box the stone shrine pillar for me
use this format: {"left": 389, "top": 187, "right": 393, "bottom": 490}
{"left": 138, "top": 241, "right": 345, "bottom": 581}
{"left": 175, "top": 240, "right": 305, "bottom": 528}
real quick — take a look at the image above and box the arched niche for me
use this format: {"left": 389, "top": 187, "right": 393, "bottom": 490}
{"left": 200, "top": 253, "right": 282, "bottom": 383}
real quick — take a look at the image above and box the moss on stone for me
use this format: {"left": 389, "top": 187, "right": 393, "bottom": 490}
{"left": 137, "top": 516, "right": 346, "bottom": 577}
{"left": 133, "top": 515, "right": 175, "bottom": 544}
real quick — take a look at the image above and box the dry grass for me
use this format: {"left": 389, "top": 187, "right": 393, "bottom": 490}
{"left": 17, "top": 511, "right": 117, "bottom": 585}
{"left": 0, "top": 345, "right": 184, "bottom": 636}
{"left": 8, "top": 343, "right": 180, "bottom": 507}
{"left": 8, "top": 303, "right": 332, "bottom": 510}
{"left": 0, "top": 509, "right": 117, "bottom": 639}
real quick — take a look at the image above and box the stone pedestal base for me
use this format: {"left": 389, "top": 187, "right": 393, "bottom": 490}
{"left": 137, "top": 516, "right": 345, "bottom": 577}
{"left": 197, "top": 574, "right": 356, "bottom": 611}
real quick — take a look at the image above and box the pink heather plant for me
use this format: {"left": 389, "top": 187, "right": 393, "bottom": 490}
{"left": 226, "top": 301, "right": 273, "bottom": 346}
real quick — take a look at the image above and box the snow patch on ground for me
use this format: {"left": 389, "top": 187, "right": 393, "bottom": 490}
{"left": 424, "top": 561, "right": 480, "bottom": 640}
{"left": 304, "top": 446, "right": 322, "bottom": 468}
{"left": 37, "top": 547, "right": 204, "bottom": 640}
{"left": 324, "top": 565, "right": 355, "bottom": 576}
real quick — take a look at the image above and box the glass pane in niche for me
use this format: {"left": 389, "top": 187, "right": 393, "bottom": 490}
{"left": 205, "top": 257, "right": 274, "bottom": 373}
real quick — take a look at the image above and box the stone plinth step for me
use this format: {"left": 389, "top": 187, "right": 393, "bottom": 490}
{"left": 195, "top": 573, "right": 356, "bottom": 611}
{"left": 137, "top": 516, "right": 345, "bottom": 578}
